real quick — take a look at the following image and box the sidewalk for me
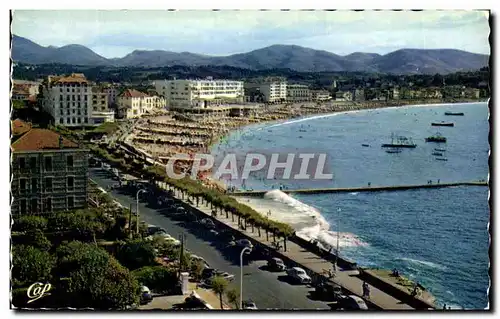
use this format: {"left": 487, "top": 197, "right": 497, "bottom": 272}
{"left": 158, "top": 182, "right": 415, "bottom": 310}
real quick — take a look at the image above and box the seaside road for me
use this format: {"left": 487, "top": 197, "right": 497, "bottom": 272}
{"left": 89, "top": 168, "right": 330, "bottom": 310}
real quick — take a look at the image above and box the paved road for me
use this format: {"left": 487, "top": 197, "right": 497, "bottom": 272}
{"left": 90, "top": 168, "right": 330, "bottom": 310}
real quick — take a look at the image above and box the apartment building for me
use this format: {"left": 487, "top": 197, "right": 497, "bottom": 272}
{"left": 311, "top": 90, "right": 333, "bottom": 101}
{"left": 155, "top": 78, "right": 244, "bottom": 109}
{"left": 287, "top": 84, "right": 311, "bottom": 102}
{"left": 103, "top": 85, "right": 120, "bottom": 106}
{"left": 41, "top": 73, "right": 93, "bottom": 127}
{"left": 245, "top": 78, "right": 287, "bottom": 103}
{"left": 116, "top": 89, "right": 166, "bottom": 118}
{"left": 11, "top": 120, "right": 89, "bottom": 215}
{"left": 91, "top": 87, "right": 115, "bottom": 124}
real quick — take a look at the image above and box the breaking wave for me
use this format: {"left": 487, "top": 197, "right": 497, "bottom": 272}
{"left": 236, "top": 190, "right": 368, "bottom": 250}
{"left": 398, "top": 257, "right": 447, "bottom": 271}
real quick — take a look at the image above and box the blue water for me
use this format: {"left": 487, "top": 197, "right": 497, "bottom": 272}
{"left": 211, "top": 102, "right": 490, "bottom": 309}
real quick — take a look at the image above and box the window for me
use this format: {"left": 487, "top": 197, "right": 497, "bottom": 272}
{"left": 44, "top": 157, "right": 52, "bottom": 171}
{"left": 31, "top": 198, "right": 38, "bottom": 213}
{"left": 59, "top": 118, "right": 64, "bottom": 124}
{"left": 20, "top": 199, "right": 26, "bottom": 214}
{"left": 67, "top": 196, "right": 74, "bottom": 208}
{"left": 67, "top": 176, "right": 74, "bottom": 189}
{"left": 44, "top": 197, "right": 52, "bottom": 212}
{"left": 72, "top": 118, "right": 76, "bottom": 124}
{"left": 31, "top": 178, "right": 37, "bottom": 193}
{"left": 77, "top": 118, "right": 81, "bottom": 124}
{"left": 84, "top": 118, "right": 88, "bottom": 123}
{"left": 20, "top": 178, "right": 27, "bottom": 191}
{"left": 30, "top": 157, "right": 36, "bottom": 170}
{"left": 19, "top": 157, "right": 26, "bottom": 170}
{"left": 44, "top": 177, "right": 53, "bottom": 192}
{"left": 67, "top": 155, "right": 73, "bottom": 168}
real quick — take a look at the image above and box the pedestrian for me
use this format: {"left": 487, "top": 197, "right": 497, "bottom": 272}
{"left": 362, "top": 281, "right": 368, "bottom": 298}
{"left": 443, "top": 304, "right": 447, "bottom": 310}
{"left": 438, "top": 179, "right": 440, "bottom": 184}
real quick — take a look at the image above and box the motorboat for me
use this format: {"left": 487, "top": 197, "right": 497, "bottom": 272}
{"left": 431, "top": 122, "right": 454, "bottom": 127}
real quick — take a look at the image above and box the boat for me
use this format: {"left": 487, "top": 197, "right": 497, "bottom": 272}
{"left": 386, "top": 149, "right": 402, "bottom": 154}
{"left": 434, "top": 148, "right": 446, "bottom": 152}
{"left": 431, "top": 122, "right": 454, "bottom": 127}
{"left": 425, "top": 133, "right": 447, "bottom": 143}
{"left": 445, "top": 112, "right": 465, "bottom": 116}
{"left": 381, "top": 133, "right": 417, "bottom": 148}
{"left": 436, "top": 158, "right": 448, "bottom": 161}
{"left": 432, "top": 152, "right": 443, "bottom": 156}
{"left": 362, "top": 144, "right": 370, "bottom": 147}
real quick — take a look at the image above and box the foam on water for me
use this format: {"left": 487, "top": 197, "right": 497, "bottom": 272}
{"left": 236, "top": 189, "right": 368, "bottom": 250}
{"left": 398, "top": 257, "right": 447, "bottom": 271}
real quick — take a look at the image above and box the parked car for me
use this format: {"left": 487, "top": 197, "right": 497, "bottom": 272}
{"left": 242, "top": 300, "right": 258, "bottom": 310}
{"left": 235, "top": 239, "right": 254, "bottom": 249}
{"left": 337, "top": 295, "right": 368, "bottom": 310}
{"left": 286, "top": 267, "right": 312, "bottom": 284}
{"left": 219, "top": 272, "right": 235, "bottom": 282}
{"left": 140, "top": 286, "right": 153, "bottom": 305}
{"left": 267, "top": 257, "right": 286, "bottom": 271}
{"left": 315, "top": 282, "right": 343, "bottom": 301}
{"left": 202, "top": 268, "right": 216, "bottom": 279}
{"left": 200, "top": 218, "right": 215, "bottom": 229}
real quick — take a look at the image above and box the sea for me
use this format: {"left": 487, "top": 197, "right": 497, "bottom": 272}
{"left": 210, "top": 102, "right": 490, "bottom": 310}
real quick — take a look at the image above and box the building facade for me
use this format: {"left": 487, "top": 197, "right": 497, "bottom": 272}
{"left": 91, "top": 87, "right": 115, "bottom": 124}
{"left": 11, "top": 122, "right": 89, "bottom": 215}
{"left": 117, "top": 89, "right": 166, "bottom": 118}
{"left": 156, "top": 79, "right": 244, "bottom": 109}
{"left": 311, "top": 90, "right": 333, "bottom": 101}
{"left": 41, "top": 73, "right": 93, "bottom": 127}
{"left": 245, "top": 79, "right": 287, "bottom": 103}
{"left": 287, "top": 84, "right": 310, "bottom": 102}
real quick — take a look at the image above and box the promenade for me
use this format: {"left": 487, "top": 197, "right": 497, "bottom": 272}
{"left": 157, "top": 181, "right": 422, "bottom": 310}
{"left": 231, "top": 181, "right": 488, "bottom": 196}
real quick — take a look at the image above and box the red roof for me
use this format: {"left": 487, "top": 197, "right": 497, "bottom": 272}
{"left": 121, "top": 89, "right": 149, "bottom": 98}
{"left": 11, "top": 128, "right": 79, "bottom": 152}
{"left": 11, "top": 119, "right": 32, "bottom": 136}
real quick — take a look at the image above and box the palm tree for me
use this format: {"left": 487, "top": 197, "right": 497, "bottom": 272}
{"left": 210, "top": 276, "right": 228, "bottom": 309}
{"left": 226, "top": 288, "right": 240, "bottom": 309}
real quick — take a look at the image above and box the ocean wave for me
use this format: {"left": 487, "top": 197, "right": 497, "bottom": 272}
{"left": 349, "top": 192, "right": 359, "bottom": 195}
{"left": 399, "top": 257, "right": 447, "bottom": 271}
{"left": 238, "top": 190, "right": 370, "bottom": 250}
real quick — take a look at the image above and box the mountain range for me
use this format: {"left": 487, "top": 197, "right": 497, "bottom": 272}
{"left": 11, "top": 35, "right": 489, "bottom": 74}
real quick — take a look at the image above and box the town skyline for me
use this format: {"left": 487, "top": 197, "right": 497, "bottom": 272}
{"left": 11, "top": 10, "right": 490, "bottom": 59}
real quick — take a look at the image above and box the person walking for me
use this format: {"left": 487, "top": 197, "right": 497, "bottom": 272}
{"left": 362, "top": 282, "right": 369, "bottom": 298}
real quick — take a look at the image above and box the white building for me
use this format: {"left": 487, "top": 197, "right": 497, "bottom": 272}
{"left": 287, "top": 84, "right": 310, "bottom": 102}
{"left": 245, "top": 79, "right": 287, "bottom": 103}
{"left": 103, "top": 85, "right": 120, "bottom": 106}
{"left": 41, "top": 73, "right": 93, "bottom": 126}
{"left": 117, "top": 89, "right": 166, "bottom": 119}
{"left": 311, "top": 90, "right": 333, "bottom": 101}
{"left": 155, "top": 79, "right": 244, "bottom": 109}
{"left": 91, "top": 87, "right": 115, "bottom": 124}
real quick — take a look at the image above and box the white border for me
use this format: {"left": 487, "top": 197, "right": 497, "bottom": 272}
{"left": 1, "top": 2, "right": 497, "bottom": 319}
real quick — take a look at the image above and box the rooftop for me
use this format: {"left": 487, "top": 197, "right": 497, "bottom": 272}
{"left": 121, "top": 89, "right": 150, "bottom": 98}
{"left": 11, "top": 128, "right": 79, "bottom": 152}
{"left": 11, "top": 119, "right": 32, "bottom": 136}
{"left": 51, "top": 73, "right": 89, "bottom": 85}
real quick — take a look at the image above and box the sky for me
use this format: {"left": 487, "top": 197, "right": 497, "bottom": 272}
{"left": 11, "top": 10, "right": 491, "bottom": 58}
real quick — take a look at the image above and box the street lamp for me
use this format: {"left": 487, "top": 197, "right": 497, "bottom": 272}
{"left": 136, "top": 189, "right": 147, "bottom": 235}
{"left": 240, "top": 246, "right": 252, "bottom": 309}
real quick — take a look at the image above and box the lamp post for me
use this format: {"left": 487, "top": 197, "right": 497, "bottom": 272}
{"left": 240, "top": 246, "right": 252, "bottom": 309}
{"left": 136, "top": 189, "right": 147, "bottom": 235}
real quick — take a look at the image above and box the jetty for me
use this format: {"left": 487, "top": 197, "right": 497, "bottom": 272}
{"left": 231, "top": 181, "right": 488, "bottom": 196}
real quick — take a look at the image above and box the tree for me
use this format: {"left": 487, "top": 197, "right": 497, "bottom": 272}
{"left": 24, "top": 229, "right": 52, "bottom": 251}
{"left": 12, "top": 215, "right": 48, "bottom": 233}
{"left": 116, "top": 239, "right": 157, "bottom": 270}
{"left": 12, "top": 245, "right": 55, "bottom": 287}
{"left": 189, "top": 260, "right": 205, "bottom": 281}
{"left": 210, "top": 276, "right": 228, "bottom": 309}
{"left": 132, "top": 266, "right": 178, "bottom": 294}
{"left": 226, "top": 288, "right": 240, "bottom": 309}
{"left": 55, "top": 241, "right": 140, "bottom": 309}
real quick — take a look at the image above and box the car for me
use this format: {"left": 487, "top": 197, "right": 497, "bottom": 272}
{"left": 219, "top": 272, "right": 235, "bottom": 282}
{"left": 337, "top": 295, "right": 368, "bottom": 310}
{"left": 286, "top": 267, "right": 312, "bottom": 284}
{"left": 139, "top": 286, "right": 153, "bottom": 305}
{"left": 315, "top": 282, "right": 343, "bottom": 301}
{"left": 202, "top": 268, "right": 216, "bottom": 279}
{"left": 235, "top": 239, "right": 254, "bottom": 249}
{"left": 267, "top": 257, "right": 286, "bottom": 271}
{"left": 200, "top": 218, "right": 215, "bottom": 229}
{"left": 147, "top": 225, "right": 164, "bottom": 235}
{"left": 242, "top": 300, "right": 258, "bottom": 310}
